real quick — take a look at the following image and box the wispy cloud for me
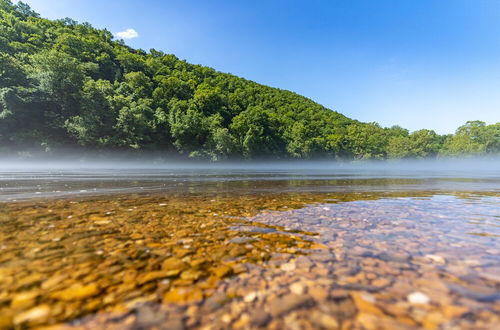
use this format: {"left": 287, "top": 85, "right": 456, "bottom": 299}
{"left": 115, "top": 28, "right": 139, "bottom": 39}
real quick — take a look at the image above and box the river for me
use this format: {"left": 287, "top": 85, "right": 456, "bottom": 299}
{"left": 0, "top": 161, "right": 499, "bottom": 329}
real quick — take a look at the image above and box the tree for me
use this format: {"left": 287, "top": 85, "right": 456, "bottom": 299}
{"left": 29, "top": 49, "right": 84, "bottom": 118}
{"left": 407, "top": 129, "right": 442, "bottom": 158}
{"left": 440, "top": 134, "right": 485, "bottom": 156}
{"left": 123, "top": 71, "right": 153, "bottom": 99}
{"left": 482, "top": 123, "right": 500, "bottom": 153}
{"left": 346, "top": 123, "right": 388, "bottom": 159}
{"left": 114, "top": 97, "right": 155, "bottom": 149}
{"left": 0, "top": 53, "right": 27, "bottom": 88}
{"left": 168, "top": 99, "right": 208, "bottom": 153}
{"left": 440, "top": 121, "right": 487, "bottom": 156}
{"left": 64, "top": 79, "right": 116, "bottom": 146}
{"left": 152, "top": 75, "right": 192, "bottom": 107}
{"left": 387, "top": 136, "right": 411, "bottom": 159}
{"left": 230, "top": 106, "right": 286, "bottom": 158}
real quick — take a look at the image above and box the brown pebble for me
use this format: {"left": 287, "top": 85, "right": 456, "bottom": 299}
{"left": 162, "top": 318, "right": 184, "bottom": 330}
{"left": 250, "top": 309, "right": 271, "bottom": 327}
{"left": 269, "top": 294, "right": 313, "bottom": 317}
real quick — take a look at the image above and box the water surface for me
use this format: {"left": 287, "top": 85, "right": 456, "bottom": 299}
{"left": 0, "top": 163, "right": 499, "bottom": 329}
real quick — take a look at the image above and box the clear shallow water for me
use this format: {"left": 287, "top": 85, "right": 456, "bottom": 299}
{"left": 0, "top": 164, "right": 499, "bottom": 328}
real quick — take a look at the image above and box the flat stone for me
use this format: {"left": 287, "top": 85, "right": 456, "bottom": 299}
{"left": 51, "top": 283, "right": 100, "bottom": 301}
{"left": 201, "top": 293, "right": 227, "bottom": 313}
{"left": 211, "top": 264, "right": 233, "bottom": 278}
{"left": 180, "top": 268, "right": 204, "bottom": 281}
{"left": 311, "top": 311, "right": 339, "bottom": 329}
{"left": 162, "top": 257, "right": 188, "bottom": 272}
{"left": 351, "top": 292, "right": 383, "bottom": 315}
{"left": 13, "top": 305, "right": 51, "bottom": 326}
{"left": 163, "top": 287, "right": 203, "bottom": 303}
{"left": 229, "top": 237, "right": 256, "bottom": 244}
{"left": 138, "top": 271, "right": 172, "bottom": 285}
{"left": 41, "top": 274, "right": 70, "bottom": 290}
{"left": 372, "top": 278, "right": 390, "bottom": 287}
{"left": 425, "top": 254, "right": 446, "bottom": 264}
{"left": 233, "top": 313, "right": 251, "bottom": 328}
{"left": 280, "top": 262, "right": 296, "bottom": 272}
{"left": 135, "top": 305, "right": 166, "bottom": 328}
{"left": 309, "top": 287, "right": 328, "bottom": 301}
{"left": 269, "top": 294, "right": 313, "bottom": 317}
{"left": 250, "top": 309, "right": 271, "bottom": 327}
{"left": 10, "top": 291, "right": 39, "bottom": 309}
{"left": 162, "top": 318, "right": 184, "bottom": 330}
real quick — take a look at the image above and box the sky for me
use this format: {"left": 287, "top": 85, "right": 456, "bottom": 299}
{"left": 22, "top": 0, "right": 500, "bottom": 134}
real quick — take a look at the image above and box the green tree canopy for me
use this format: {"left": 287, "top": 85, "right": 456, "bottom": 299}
{"left": 0, "top": 1, "right": 498, "bottom": 159}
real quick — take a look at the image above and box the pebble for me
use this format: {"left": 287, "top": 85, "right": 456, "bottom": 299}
{"left": 13, "top": 305, "right": 51, "bottom": 326}
{"left": 280, "top": 262, "right": 296, "bottom": 272}
{"left": 243, "top": 291, "right": 258, "bottom": 303}
{"left": 51, "top": 284, "right": 100, "bottom": 301}
{"left": 162, "top": 318, "right": 184, "bottom": 330}
{"left": 250, "top": 309, "right": 271, "bottom": 326}
{"left": 425, "top": 254, "right": 446, "bottom": 264}
{"left": 233, "top": 313, "right": 251, "bottom": 328}
{"left": 308, "top": 287, "right": 328, "bottom": 301}
{"left": 211, "top": 264, "right": 233, "bottom": 278}
{"left": 351, "top": 292, "right": 383, "bottom": 315}
{"left": 269, "top": 294, "right": 313, "bottom": 317}
{"left": 10, "top": 291, "right": 39, "bottom": 309}
{"left": 311, "top": 311, "right": 339, "bottom": 329}
{"left": 290, "top": 282, "right": 305, "bottom": 295}
{"left": 407, "top": 291, "right": 431, "bottom": 304}
{"left": 162, "top": 257, "right": 187, "bottom": 273}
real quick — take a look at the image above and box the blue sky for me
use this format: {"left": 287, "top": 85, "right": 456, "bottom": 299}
{"left": 22, "top": 0, "right": 500, "bottom": 134}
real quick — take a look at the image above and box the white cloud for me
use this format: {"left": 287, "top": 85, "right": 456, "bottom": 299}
{"left": 115, "top": 28, "right": 139, "bottom": 39}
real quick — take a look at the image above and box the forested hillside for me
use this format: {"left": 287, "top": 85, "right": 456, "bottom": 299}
{"left": 0, "top": 1, "right": 499, "bottom": 160}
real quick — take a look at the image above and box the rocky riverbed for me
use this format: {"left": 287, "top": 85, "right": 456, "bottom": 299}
{"left": 0, "top": 190, "right": 499, "bottom": 329}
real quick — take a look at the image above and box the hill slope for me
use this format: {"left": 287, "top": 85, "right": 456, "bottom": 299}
{"left": 0, "top": 1, "right": 498, "bottom": 159}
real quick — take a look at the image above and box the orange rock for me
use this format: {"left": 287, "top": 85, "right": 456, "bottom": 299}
{"left": 422, "top": 311, "right": 445, "bottom": 330}
{"left": 10, "top": 291, "right": 39, "bottom": 309}
{"left": 162, "top": 257, "right": 188, "bottom": 272}
{"left": 372, "top": 278, "right": 390, "bottom": 287}
{"left": 51, "top": 284, "right": 100, "bottom": 301}
{"left": 442, "top": 305, "right": 468, "bottom": 318}
{"left": 163, "top": 287, "right": 204, "bottom": 303}
{"left": 233, "top": 313, "right": 251, "bottom": 329}
{"left": 210, "top": 264, "right": 233, "bottom": 278}
{"left": 180, "top": 268, "right": 205, "bottom": 281}
{"left": 13, "top": 304, "right": 51, "bottom": 326}
{"left": 311, "top": 311, "right": 339, "bottom": 329}
{"left": 137, "top": 271, "right": 172, "bottom": 285}
{"left": 350, "top": 292, "right": 384, "bottom": 316}
{"left": 309, "top": 287, "right": 328, "bottom": 301}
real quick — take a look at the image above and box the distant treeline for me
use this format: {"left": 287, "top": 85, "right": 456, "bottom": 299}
{"left": 0, "top": 1, "right": 499, "bottom": 160}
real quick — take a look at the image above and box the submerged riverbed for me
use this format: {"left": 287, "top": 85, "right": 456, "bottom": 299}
{"left": 0, "top": 164, "right": 499, "bottom": 329}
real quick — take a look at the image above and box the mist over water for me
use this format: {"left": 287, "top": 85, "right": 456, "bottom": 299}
{"left": 0, "top": 157, "right": 498, "bottom": 201}
{"left": 1, "top": 155, "right": 499, "bottom": 170}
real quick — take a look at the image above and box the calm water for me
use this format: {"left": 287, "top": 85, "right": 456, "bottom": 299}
{"left": 1, "top": 162, "right": 499, "bottom": 201}
{"left": 0, "top": 163, "right": 499, "bottom": 329}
